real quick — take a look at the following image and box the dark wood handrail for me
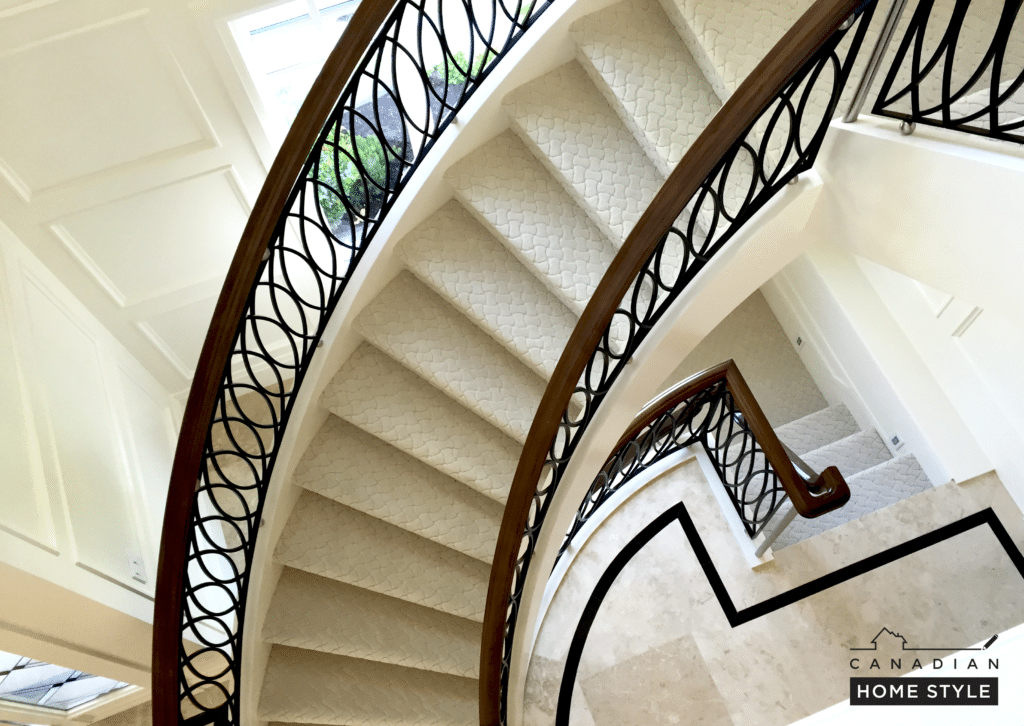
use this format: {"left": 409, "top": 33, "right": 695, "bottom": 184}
{"left": 480, "top": 0, "right": 865, "bottom": 722}
{"left": 558, "top": 360, "right": 848, "bottom": 568}
{"left": 612, "top": 360, "right": 848, "bottom": 509}
{"left": 151, "top": 1, "right": 398, "bottom": 722}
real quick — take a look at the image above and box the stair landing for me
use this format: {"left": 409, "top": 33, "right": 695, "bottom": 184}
{"left": 523, "top": 461, "right": 1024, "bottom": 726}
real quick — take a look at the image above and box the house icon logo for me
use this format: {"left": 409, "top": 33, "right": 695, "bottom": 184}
{"left": 850, "top": 626, "right": 909, "bottom": 651}
{"left": 849, "top": 626, "right": 999, "bottom": 653}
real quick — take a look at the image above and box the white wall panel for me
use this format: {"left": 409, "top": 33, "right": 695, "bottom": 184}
{"left": 0, "top": 248, "right": 51, "bottom": 548}
{"left": 137, "top": 294, "right": 218, "bottom": 378}
{"left": 22, "top": 275, "right": 147, "bottom": 590}
{"left": 0, "top": 13, "right": 209, "bottom": 194}
{"left": 115, "top": 365, "right": 177, "bottom": 563}
{"left": 0, "top": 226, "right": 187, "bottom": 699}
{"left": 817, "top": 120, "right": 1024, "bottom": 329}
{"left": 0, "top": 218, "right": 180, "bottom": 617}
{"left": 53, "top": 169, "right": 248, "bottom": 306}
{"left": 763, "top": 240, "right": 991, "bottom": 489}
{"left": 857, "top": 258, "right": 1024, "bottom": 509}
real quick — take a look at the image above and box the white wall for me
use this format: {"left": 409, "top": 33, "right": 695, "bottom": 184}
{"left": 814, "top": 118, "right": 1024, "bottom": 330}
{"left": 0, "top": 220, "right": 179, "bottom": 683}
{"left": 856, "top": 258, "right": 1024, "bottom": 510}
{"left": 768, "top": 116, "right": 1024, "bottom": 511}
{"left": 762, "top": 236, "right": 992, "bottom": 492}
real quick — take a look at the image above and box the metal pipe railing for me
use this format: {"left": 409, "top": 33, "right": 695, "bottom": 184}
{"left": 843, "top": 0, "right": 911, "bottom": 122}
{"left": 730, "top": 411, "right": 826, "bottom": 558}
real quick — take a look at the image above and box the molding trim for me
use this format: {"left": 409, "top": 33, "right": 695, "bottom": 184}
{"left": 0, "top": 154, "right": 33, "bottom": 203}
{"left": 0, "top": 9, "right": 150, "bottom": 60}
{"left": 0, "top": 0, "right": 61, "bottom": 19}
{"left": 136, "top": 321, "right": 194, "bottom": 380}
{"left": 50, "top": 165, "right": 249, "bottom": 310}
{"left": 0, "top": 10, "right": 221, "bottom": 199}
{"left": 49, "top": 223, "right": 128, "bottom": 308}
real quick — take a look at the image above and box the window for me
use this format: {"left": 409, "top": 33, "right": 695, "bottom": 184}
{"left": 229, "top": 0, "right": 361, "bottom": 134}
{"left": 0, "top": 651, "right": 126, "bottom": 712}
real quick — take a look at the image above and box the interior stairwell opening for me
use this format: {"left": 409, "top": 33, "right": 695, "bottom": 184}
{"left": 527, "top": 253, "right": 1024, "bottom": 726}
{"left": 655, "top": 279, "right": 936, "bottom": 553}
{"left": 569, "top": 265, "right": 944, "bottom": 563}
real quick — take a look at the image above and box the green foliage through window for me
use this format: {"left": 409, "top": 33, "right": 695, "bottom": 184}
{"left": 429, "top": 49, "right": 497, "bottom": 86}
{"left": 314, "top": 127, "right": 389, "bottom": 225}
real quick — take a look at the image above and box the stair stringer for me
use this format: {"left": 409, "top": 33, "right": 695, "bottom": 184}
{"left": 503, "top": 173, "right": 823, "bottom": 726}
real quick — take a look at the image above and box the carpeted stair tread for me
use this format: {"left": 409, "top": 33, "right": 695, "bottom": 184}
{"left": 354, "top": 271, "right": 546, "bottom": 444}
{"left": 775, "top": 402, "right": 860, "bottom": 456}
{"left": 504, "top": 61, "right": 664, "bottom": 244}
{"left": 571, "top": 0, "right": 722, "bottom": 176}
{"left": 259, "top": 646, "right": 477, "bottom": 726}
{"left": 772, "top": 455, "right": 933, "bottom": 549}
{"left": 275, "top": 491, "right": 490, "bottom": 622}
{"left": 800, "top": 428, "right": 892, "bottom": 480}
{"left": 321, "top": 343, "right": 521, "bottom": 503}
{"left": 263, "top": 569, "right": 481, "bottom": 678}
{"left": 397, "top": 201, "right": 577, "bottom": 380}
{"left": 445, "top": 131, "right": 619, "bottom": 316}
{"left": 293, "top": 417, "right": 502, "bottom": 563}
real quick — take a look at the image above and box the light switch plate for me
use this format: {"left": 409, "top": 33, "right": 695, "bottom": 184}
{"left": 128, "top": 553, "right": 147, "bottom": 584}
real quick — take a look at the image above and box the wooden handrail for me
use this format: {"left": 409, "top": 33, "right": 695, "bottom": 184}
{"left": 560, "top": 360, "right": 848, "bottom": 568}
{"left": 151, "top": 1, "right": 399, "bottom": 722}
{"left": 479, "top": 0, "right": 866, "bottom": 722}
{"left": 612, "top": 360, "right": 848, "bottom": 511}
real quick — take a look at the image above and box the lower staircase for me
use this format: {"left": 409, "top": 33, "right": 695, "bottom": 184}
{"left": 771, "top": 403, "right": 933, "bottom": 548}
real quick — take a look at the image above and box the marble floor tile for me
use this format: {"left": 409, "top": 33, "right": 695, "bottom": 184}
{"left": 535, "top": 460, "right": 709, "bottom": 664}
{"left": 581, "top": 634, "right": 733, "bottom": 726}
{"left": 525, "top": 654, "right": 598, "bottom": 726}
{"left": 523, "top": 458, "right": 1024, "bottom": 726}
{"left": 524, "top": 654, "right": 567, "bottom": 726}
{"left": 577, "top": 524, "right": 714, "bottom": 681}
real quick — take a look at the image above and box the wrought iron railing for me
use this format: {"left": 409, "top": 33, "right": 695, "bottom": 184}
{"left": 556, "top": 361, "right": 848, "bottom": 565}
{"left": 480, "top": 1, "right": 876, "bottom": 723}
{"left": 847, "top": 0, "right": 1024, "bottom": 142}
{"left": 153, "top": 1, "right": 559, "bottom": 724}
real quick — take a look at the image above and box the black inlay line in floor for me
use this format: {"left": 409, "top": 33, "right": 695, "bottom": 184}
{"left": 555, "top": 504, "right": 1024, "bottom": 726}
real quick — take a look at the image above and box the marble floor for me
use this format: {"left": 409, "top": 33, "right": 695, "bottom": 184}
{"left": 523, "top": 459, "right": 1024, "bottom": 726}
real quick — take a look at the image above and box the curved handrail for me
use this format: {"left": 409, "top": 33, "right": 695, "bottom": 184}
{"left": 153, "top": 1, "right": 559, "bottom": 723}
{"left": 551, "top": 364, "right": 846, "bottom": 726}
{"left": 872, "top": 0, "right": 1024, "bottom": 143}
{"left": 558, "top": 360, "right": 848, "bottom": 564}
{"left": 480, "top": 1, "right": 876, "bottom": 723}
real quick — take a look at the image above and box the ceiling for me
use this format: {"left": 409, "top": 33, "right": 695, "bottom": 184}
{"left": 0, "top": 0, "right": 305, "bottom": 398}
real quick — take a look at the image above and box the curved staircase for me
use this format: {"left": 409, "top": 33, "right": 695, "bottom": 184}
{"left": 252, "top": 0, "right": 827, "bottom": 723}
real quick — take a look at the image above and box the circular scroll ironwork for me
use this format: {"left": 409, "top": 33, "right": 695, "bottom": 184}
{"left": 168, "top": 1, "right": 556, "bottom": 723}
{"left": 873, "top": 0, "right": 1024, "bottom": 143}
{"left": 495, "top": 7, "right": 877, "bottom": 725}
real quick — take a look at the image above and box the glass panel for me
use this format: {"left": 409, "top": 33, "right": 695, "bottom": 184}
{"left": 0, "top": 665, "right": 74, "bottom": 697}
{"left": 0, "top": 686, "right": 51, "bottom": 707}
{"left": 41, "top": 677, "right": 126, "bottom": 711}
{"left": 0, "top": 649, "right": 127, "bottom": 711}
{"left": 0, "top": 653, "right": 24, "bottom": 674}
